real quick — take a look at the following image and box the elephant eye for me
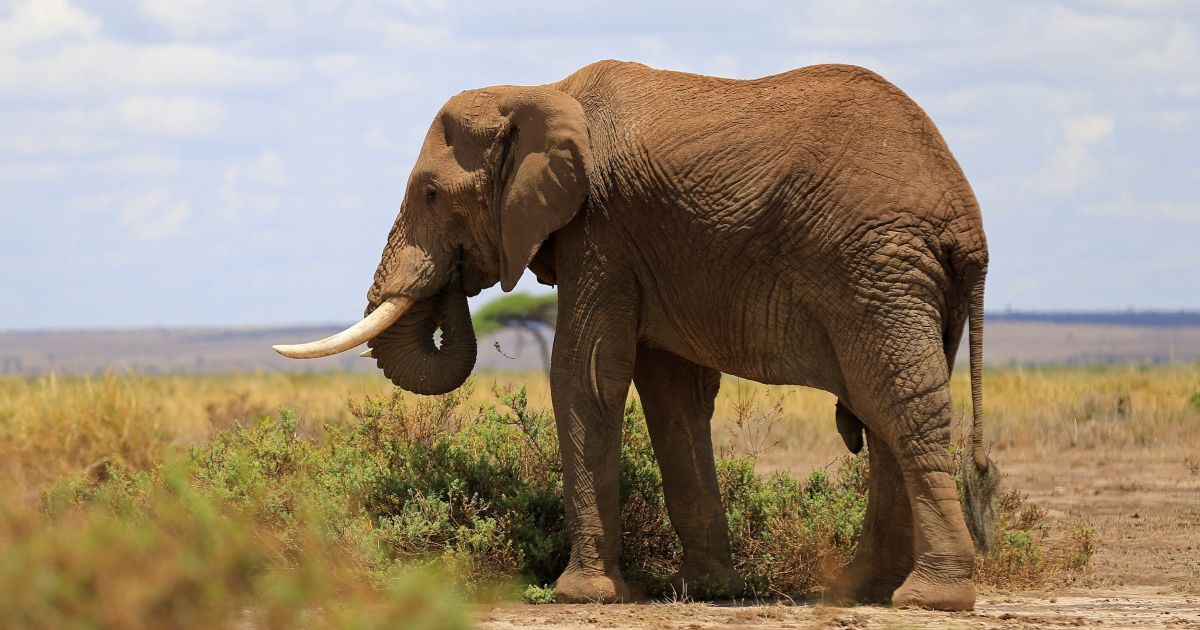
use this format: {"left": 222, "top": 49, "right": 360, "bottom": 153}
{"left": 424, "top": 187, "right": 437, "bottom": 203}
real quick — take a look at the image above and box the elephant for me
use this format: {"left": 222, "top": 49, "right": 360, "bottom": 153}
{"left": 274, "top": 60, "right": 991, "bottom": 611}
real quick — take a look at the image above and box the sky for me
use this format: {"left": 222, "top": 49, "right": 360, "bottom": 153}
{"left": 1, "top": 0, "right": 1198, "bottom": 330}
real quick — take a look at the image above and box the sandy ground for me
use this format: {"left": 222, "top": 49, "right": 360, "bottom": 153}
{"left": 478, "top": 590, "right": 1200, "bottom": 629}
{"left": 477, "top": 448, "right": 1200, "bottom": 628}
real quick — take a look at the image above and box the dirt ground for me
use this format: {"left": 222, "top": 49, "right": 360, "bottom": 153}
{"left": 477, "top": 448, "right": 1200, "bottom": 628}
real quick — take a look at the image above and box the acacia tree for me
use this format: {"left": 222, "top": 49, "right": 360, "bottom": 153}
{"left": 472, "top": 293, "right": 557, "bottom": 374}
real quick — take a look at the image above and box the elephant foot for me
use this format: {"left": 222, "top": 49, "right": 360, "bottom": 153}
{"left": 668, "top": 562, "right": 745, "bottom": 600}
{"left": 891, "top": 571, "right": 976, "bottom": 611}
{"left": 827, "top": 560, "right": 906, "bottom": 605}
{"left": 554, "top": 568, "right": 632, "bottom": 603}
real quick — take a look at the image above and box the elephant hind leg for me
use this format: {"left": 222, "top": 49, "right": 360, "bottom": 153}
{"left": 634, "top": 345, "right": 743, "bottom": 599}
{"left": 827, "top": 429, "right": 914, "bottom": 604}
{"left": 844, "top": 325, "right": 977, "bottom": 611}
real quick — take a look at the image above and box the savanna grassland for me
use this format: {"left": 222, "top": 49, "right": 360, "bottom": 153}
{"left": 1, "top": 365, "right": 1198, "bottom": 628}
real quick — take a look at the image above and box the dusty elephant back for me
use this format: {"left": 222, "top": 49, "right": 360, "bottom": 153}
{"left": 555, "top": 61, "right": 983, "bottom": 256}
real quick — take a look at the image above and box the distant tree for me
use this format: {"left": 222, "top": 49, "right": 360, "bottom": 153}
{"left": 472, "top": 293, "right": 558, "bottom": 373}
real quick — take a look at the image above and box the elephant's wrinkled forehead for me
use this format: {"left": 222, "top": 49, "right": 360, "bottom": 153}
{"left": 440, "top": 90, "right": 508, "bottom": 141}
{"left": 416, "top": 90, "right": 504, "bottom": 172}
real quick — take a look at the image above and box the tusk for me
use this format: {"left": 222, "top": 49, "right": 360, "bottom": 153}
{"left": 273, "top": 297, "right": 412, "bottom": 359}
{"left": 360, "top": 348, "right": 374, "bottom": 358}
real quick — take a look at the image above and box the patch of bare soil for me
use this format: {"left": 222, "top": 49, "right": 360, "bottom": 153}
{"left": 1001, "top": 449, "right": 1200, "bottom": 591}
{"left": 478, "top": 590, "right": 1200, "bottom": 629}
{"left": 478, "top": 448, "right": 1200, "bottom": 628}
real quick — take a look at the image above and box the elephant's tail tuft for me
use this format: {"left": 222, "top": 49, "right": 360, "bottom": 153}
{"left": 960, "top": 453, "right": 1001, "bottom": 552}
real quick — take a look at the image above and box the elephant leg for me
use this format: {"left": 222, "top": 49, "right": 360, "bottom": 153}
{"left": 828, "top": 427, "right": 914, "bottom": 604}
{"left": 550, "top": 285, "right": 639, "bottom": 603}
{"left": 844, "top": 325, "right": 977, "bottom": 611}
{"left": 633, "top": 346, "right": 743, "bottom": 599}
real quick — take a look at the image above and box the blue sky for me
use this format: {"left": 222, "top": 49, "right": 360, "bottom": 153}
{"left": 1, "top": 0, "right": 1197, "bottom": 330}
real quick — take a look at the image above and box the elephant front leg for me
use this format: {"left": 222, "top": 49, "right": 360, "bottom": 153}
{"left": 550, "top": 291, "right": 639, "bottom": 603}
{"left": 634, "top": 346, "right": 743, "bottom": 599}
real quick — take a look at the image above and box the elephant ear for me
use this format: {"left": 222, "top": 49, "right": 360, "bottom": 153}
{"left": 495, "top": 89, "right": 593, "bottom": 292}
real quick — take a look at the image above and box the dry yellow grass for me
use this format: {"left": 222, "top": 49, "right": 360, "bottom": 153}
{"left": 1, "top": 364, "right": 1197, "bottom": 491}
{"left": 0, "top": 364, "right": 1195, "bottom": 626}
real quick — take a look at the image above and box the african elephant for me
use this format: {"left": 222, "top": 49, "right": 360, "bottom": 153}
{"left": 274, "top": 60, "right": 991, "bottom": 611}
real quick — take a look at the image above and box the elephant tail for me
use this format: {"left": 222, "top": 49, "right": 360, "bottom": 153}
{"left": 960, "top": 264, "right": 1000, "bottom": 552}
{"left": 968, "top": 271, "right": 988, "bottom": 473}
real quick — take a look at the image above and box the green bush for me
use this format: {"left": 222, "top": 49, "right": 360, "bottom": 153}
{"left": 521, "top": 584, "right": 557, "bottom": 604}
{"left": 974, "top": 486, "right": 1095, "bottom": 589}
{"left": 719, "top": 454, "right": 868, "bottom": 596}
{"left": 9, "top": 464, "right": 468, "bottom": 629}
{"left": 10, "top": 380, "right": 1091, "bottom": 622}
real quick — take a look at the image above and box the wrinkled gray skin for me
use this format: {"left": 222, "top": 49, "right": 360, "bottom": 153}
{"left": 360, "top": 61, "right": 989, "bottom": 610}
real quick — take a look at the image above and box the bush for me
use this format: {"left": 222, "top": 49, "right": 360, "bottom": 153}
{"left": 974, "top": 488, "right": 1095, "bottom": 589}
{"left": 719, "top": 455, "right": 869, "bottom": 597}
{"left": 6, "top": 465, "right": 467, "bottom": 629}
{"left": 4, "top": 380, "right": 1092, "bottom": 622}
{"left": 521, "top": 584, "right": 556, "bottom": 604}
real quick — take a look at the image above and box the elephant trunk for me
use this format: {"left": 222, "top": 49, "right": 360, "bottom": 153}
{"left": 367, "top": 281, "right": 477, "bottom": 395}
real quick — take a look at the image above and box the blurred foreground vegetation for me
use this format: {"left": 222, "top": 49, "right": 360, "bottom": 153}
{"left": 1, "top": 364, "right": 1194, "bottom": 626}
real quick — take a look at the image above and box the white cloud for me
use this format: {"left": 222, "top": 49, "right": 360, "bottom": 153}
{"left": 1082, "top": 198, "right": 1200, "bottom": 224}
{"left": 120, "top": 96, "right": 226, "bottom": 136}
{"left": 1090, "top": 0, "right": 1197, "bottom": 10}
{"left": 93, "top": 154, "right": 180, "bottom": 177}
{"left": 330, "top": 67, "right": 420, "bottom": 103}
{"left": 1156, "top": 110, "right": 1194, "bottom": 130}
{"left": 1065, "top": 114, "right": 1115, "bottom": 144}
{"left": 0, "top": 42, "right": 298, "bottom": 99}
{"left": 70, "top": 191, "right": 121, "bottom": 213}
{"left": 0, "top": 129, "right": 109, "bottom": 154}
{"left": 220, "top": 153, "right": 284, "bottom": 219}
{"left": 137, "top": 0, "right": 298, "bottom": 38}
{"left": 0, "top": 161, "right": 64, "bottom": 180}
{"left": 1037, "top": 113, "right": 1115, "bottom": 196}
{"left": 1127, "top": 23, "right": 1200, "bottom": 75}
{"left": 120, "top": 189, "right": 190, "bottom": 241}
{"left": 313, "top": 54, "right": 360, "bottom": 74}
{"left": 0, "top": 0, "right": 99, "bottom": 50}
{"left": 246, "top": 151, "right": 287, "bottom": 186}
{"left": 364, "top": 125, "right": 395, "bottom": 151}
{"left": 360, "top": 17, "right": 452, "bottom": 50}
{"left": 784, "top": 1, "right": 946, "bottom": 48}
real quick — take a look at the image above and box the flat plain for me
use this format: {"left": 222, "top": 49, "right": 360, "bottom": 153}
{"left": 2, "top": 363, "right": 1198, "bottom": 627}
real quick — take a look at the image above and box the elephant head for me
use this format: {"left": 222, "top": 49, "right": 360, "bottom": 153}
{"left": 273, "top": 86, "right": 593, "bottom": 394}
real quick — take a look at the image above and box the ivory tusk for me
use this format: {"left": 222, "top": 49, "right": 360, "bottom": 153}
{"left": 272, "top": 297, "right": 412, "bottom": 359}
{"left": 360, "top": 348, "right": 374, "bottom": 358}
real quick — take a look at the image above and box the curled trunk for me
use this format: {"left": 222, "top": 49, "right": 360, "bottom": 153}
{"left": 368, "top": 282, "right": 477, "bottom": 395}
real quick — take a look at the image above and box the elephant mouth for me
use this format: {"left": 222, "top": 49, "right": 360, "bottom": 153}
{"left": 273, "top": 256, "right": 479, "bottom": 396}
{"left": 367, "top": 279, "right": 478, "bottom": 396}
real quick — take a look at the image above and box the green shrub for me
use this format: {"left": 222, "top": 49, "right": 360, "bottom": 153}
{"left": 521, "top": 584, "right": 556, "bottom": 604}
{"left": 974, "top": 486, "right": 1095, "bottom": 589}
{"left": 6, "top": 464, "right": 467, "bottom": 629}
{"left": 9, "top": 379, "right": 1092, "bottom": 622}
{"left": 719, "top": 454, "right": 868, "bottom": 597}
